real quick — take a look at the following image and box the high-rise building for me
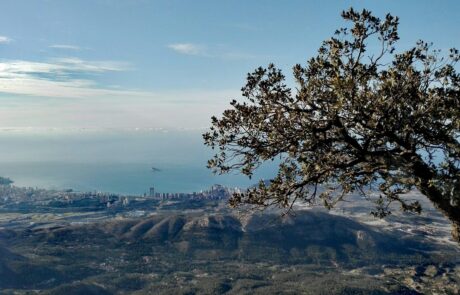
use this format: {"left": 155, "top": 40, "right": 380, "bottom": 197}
{"left": 149, "top": 186, "right": 155, "bottom": 197}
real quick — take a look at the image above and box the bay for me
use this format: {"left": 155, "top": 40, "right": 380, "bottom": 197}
{"left": 0, "top": 129, "right": 276, "bottom": 195}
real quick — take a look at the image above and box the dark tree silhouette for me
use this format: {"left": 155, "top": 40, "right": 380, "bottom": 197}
{"left": 204, "top": 8, "right": 460, "bottom": 242}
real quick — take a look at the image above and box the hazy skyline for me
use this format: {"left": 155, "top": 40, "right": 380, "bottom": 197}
{"left": 0, "top": 0, "right": 459, "bottom": 129}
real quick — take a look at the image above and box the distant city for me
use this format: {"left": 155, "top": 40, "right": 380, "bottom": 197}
{"left": 0, "top": 177, "right": 241, "bottom": 213}
{"left": 145, "top": 184, "right": 240, "bottom": 201}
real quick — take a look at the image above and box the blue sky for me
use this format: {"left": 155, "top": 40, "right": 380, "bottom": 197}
{"left": 0, "top": 0, "right": 459, "bottom": 129}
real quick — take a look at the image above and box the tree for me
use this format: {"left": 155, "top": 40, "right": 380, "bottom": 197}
{"left": 203, "top": 8, "right": 460, "bottom": 242}
{"left": 0, "top": 177, "right": 13, "bottom": 186}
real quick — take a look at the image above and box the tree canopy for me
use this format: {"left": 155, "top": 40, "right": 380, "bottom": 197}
{"left": 0, "top": 177, "right": 13, "bottom": 186}
{"left": 203, "top": 8, "right": 460, "bottom": 242}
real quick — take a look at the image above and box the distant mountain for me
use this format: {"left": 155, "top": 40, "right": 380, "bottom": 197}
{"left": 22, "top": 210, "right": 434, "bottom": 265}
{"left": 1, "top": 209, "right": 458, "bottom": 293}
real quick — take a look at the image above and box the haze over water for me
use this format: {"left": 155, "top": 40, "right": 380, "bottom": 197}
{"left": 0, "top": 129, "right": 276, "bottom": 195}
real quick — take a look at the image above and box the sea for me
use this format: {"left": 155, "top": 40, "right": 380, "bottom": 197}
{"left": 0, "top": 128, "right": 277, "bottom": 195}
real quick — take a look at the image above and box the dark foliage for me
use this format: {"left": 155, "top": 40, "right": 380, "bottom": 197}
{"left": 0, "top": 176, "right": 13, "bottom": 185}
{"left": 204, "top": 8, "right": 460, "bottom": 241}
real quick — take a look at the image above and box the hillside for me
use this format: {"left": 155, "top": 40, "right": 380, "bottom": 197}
{"left": 1, "top": 209, "right": 459, "bottom": 294}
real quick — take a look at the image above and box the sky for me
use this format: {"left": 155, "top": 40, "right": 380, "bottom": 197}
{"left": 0, "top": 0, "right": 459, "bottom": 130}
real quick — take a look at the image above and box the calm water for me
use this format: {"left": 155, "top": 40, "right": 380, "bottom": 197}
{"left": 0, "top": 129, "right": 276, "bottom": 195}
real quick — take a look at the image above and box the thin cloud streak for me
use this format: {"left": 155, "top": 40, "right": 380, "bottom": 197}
{"left": 50, "top": 57, "right": 130, "bottom": 72}
{"left": 167, "top": 42, "right": 266, "bottom": 61}
{"left": 0, "top": 76, "right": 151, "bottom": 98}
{"left": 0, "top": 58, "right": 129, "bottom": 74}
{"left": 0, "top": 58, "right": 137, "bottom": 98}
{"left": 0, "top": 51, "right": 249, "bottom": 102}
{"left": 0, "top": 36, "right": 12, "bottom": 44}
{"left": 0, "top": 57, "right": 240, "bottom": 101}
{"left": 50, "top": 44, "right": 82, "bottom": 50}
{"left": 168, "top": 43, "right": 205, "bottom": 55}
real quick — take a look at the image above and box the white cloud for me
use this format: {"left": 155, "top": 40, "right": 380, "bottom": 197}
{"left": 50, "top": 44, "right": 82, "bottom": 50}
{"left": 0, "top": 57, "right": 239, "bottom": 105}
{"left": 51, "top": 57, "right": 130, "bottom": 72}
{"left": 0, "top": 58, "right": 128, "bottom": 74}
{"left": 0, "top": 56, "right": 241, "bottom": 129}
{"left": 0, "top": 36, "right": 11, "bottom": 44}
{"left": 167, "top": 42, "right": 264, "bottom": 61}
{"left": 0, "top": 75, "right": 150, "bottom": 98}
{"left": 0, "top": 58, "right": 137, "bottom": 98}
{"left": 167, "top": 43, "right": 205, "bottom": 55}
